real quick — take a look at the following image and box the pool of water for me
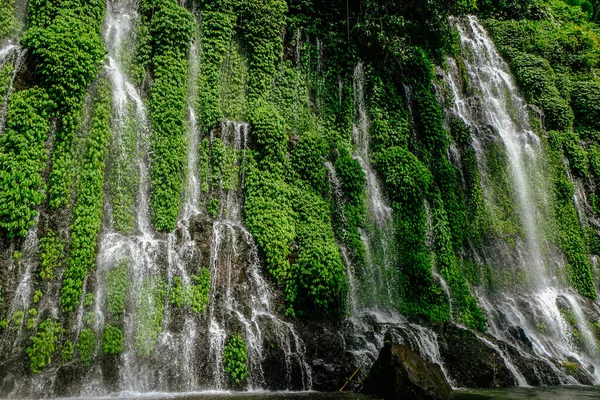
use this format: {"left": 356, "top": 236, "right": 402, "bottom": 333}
{"left": 46, "top": 386, "right": 600, "bottom": 400}
{"left": 456, "top": 386, "right": 600, "bottom": 399}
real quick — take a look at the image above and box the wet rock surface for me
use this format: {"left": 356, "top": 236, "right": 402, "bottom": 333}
{"left": 434, "top": 324, "right": 515, "bottom": 388}
{"left": 362, "top": 343, "right": 454, "bottom": 400}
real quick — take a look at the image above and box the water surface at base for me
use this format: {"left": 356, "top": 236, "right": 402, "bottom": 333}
{"left": 49, "top": 386, "right": 600, "bottom": 400}
{"left": 457, "top": 386, "right": 600, "bottom": 399}
{"left": 53, "top": 392, "right": 374, "bottom": 400}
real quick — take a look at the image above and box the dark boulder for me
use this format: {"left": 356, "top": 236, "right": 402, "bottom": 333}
{"left": 435, "top": 324, "right": 515, "bottom": 388}
{"left": 362, "top": 343, "right": 454, "bottom": 400}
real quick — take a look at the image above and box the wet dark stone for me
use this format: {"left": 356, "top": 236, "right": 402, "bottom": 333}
{"left": 362, "top": 343, "right": 454, "bottom": 400}
{"left": 507, "top": 326, "right": 533, "bottom": 349}
{"left": 298, "top": 320, "right": 354, "bottom": 392}
{"left": 434, "top": 324, "right": 515, "bottom": 388}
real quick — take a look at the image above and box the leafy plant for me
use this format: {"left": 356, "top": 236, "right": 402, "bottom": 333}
{"left": 102, "top": 324, "right": 124, "bottom": 355}
{"left": 27, "top": 319, "right": 61, "bottom": 373}
{"left": 78, "top": 328, "right": 96, "bottom": 366}
{"left": 223, "top": 333, "right": 248, "bottom": 386}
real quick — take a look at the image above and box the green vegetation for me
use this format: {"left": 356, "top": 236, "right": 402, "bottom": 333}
{"left": 0, "top": 0, "right": 16, "bottom": 37}
{"left": 61, "top": 340, "right": 74, "bottom": 364}
{"left": 197, "top": 0, "right": 236, "bottom": 131}
{"left": 24, "top": 0, "right": 106, "bottom": 209}
{"left": 0, "top": 89, "right": 52, "bottom": 237}
{"left": 106, "top": 258, "right": 129, "bottom": 320}
{"left": 169, "top": 269, "right": 211, "bottom": 313}
{"left": 61, "top": 79, "right": 112, "bottom": 312}
{"left": 39, "top": 230, "right": 65, "bottom": 280}
{"left": 102, "top": 324, "right": 124, "bottom": 355}
{"left": 484, "top": 0, "right": 599, "bottom": 298}
{"left": 223, "top": 333, "right": 248, "bottom": 386}
{"left": 78, "top": 328, "right": 97, "bottom": 365}
{"left": 137, "top": 0, "right": 195, "bottom": 231}
{"left": 135, "top": 277, "right": 166, "bottom": 356}
{"left": 26, "top": 319, "right": 61, "bottom": 373}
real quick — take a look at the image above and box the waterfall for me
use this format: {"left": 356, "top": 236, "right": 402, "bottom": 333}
{"left": 0, "top": 42, "right": 24, "bottom": 132}
{"left": 336, "top": 63, "right": 450, "bottom": 385}
{"left": 445, "top": 15, "right": 600, "bottom": 385}
{"left": 204, "top": 121, "right": 311, "bottom": 391}
{"left": 348, "top": 62, "right": 398, "bottom": 310}
{"left": 94, "top": 1, "right": 311, "bottom": 390}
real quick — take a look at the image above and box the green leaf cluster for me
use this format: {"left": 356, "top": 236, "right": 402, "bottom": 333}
{"left": 78, "top": 328, "right": 96, "bottom": 366}
{"left": 169, "top": 269, "right": 211, "bottom": 313}
{"left": 223, "top": 333, "right": 248, "bottom": 386}
{"left": 61, "top": 79, "right": 112, "bottom": 312}
{"left": 39, "top": 230, "right": 65, "bottom": 280}
{"left": 136, "top": 0, "right": 195, "bottom": 232}
{"left": 26, "top": 319, "right": 61, "bottom": 373}
{"left": 101, "top": 324, "right": 124, "bottom": 355}
{"left": 106, "top": 258, "right": 129, "bottom": 320}
{"left": 0, "top": 89, "right": 52, "bottom": 237}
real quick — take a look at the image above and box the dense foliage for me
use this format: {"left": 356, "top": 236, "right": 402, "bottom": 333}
{"left": 223, "top": 333, "right": 248, "bottom": 386}
{"left": 61, "top": 79, "right": 112, "bottom": 312}
{"left": 138, "top": 0, "right": 196, "bottom": 231}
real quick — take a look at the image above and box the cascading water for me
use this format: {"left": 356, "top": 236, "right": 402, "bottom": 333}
{"left": 204, "top": 120, "right": 312, "bottom": 391}
{"left": 349, "top": 63, "right": 398, "bottom": 310}
{"left": 444, "top": 15, "right": 600, "bottom": 385}
{"left": 0, "top": 42, "right": 24, "bottom": 132}
{"left": 337, "top": 63, "right": 451, "bottom": 385}
{"left": 92, "top": 1, "right": 311, "bottom": 392}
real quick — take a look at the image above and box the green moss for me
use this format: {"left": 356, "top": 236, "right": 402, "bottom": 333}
{"left": 547, "top": 132, "right": 596, "bottom": 298}
{"left": 429, "top": 188, "right": 487, "bottom": 330}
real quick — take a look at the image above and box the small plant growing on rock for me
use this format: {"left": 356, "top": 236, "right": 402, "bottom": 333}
{"left": 33, "top": 290, "right": 43, "bottom": 304}
{"left": 84, "top": 293, "right": 94, "bottom": 308}
{"left": 208, "top": 198, "right": 220, "bottom": 219}
{"left": 78, "top": 328, "right": 96, "bottom": 366}
{"left": 223, "top": 333, "right": 248, "bottom": 386}
{"left": 26, "top": 319, "right": 61, "bottom": 373}
{"left": 102, "top": 324, "right": 124, "bottom": 355}
{"left": 61, "top": 341, "right": 74, "bottom": 364}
